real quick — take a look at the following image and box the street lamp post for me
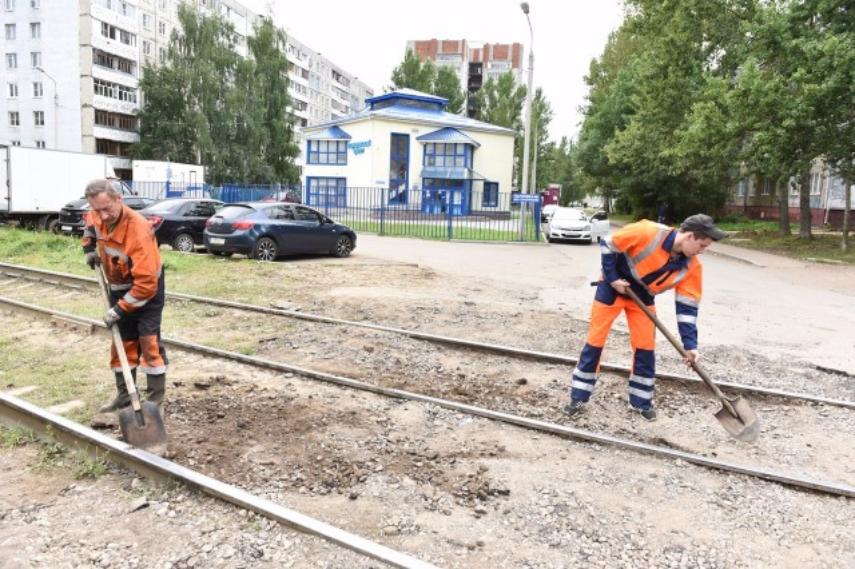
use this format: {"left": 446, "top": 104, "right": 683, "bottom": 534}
{"left": 520, "top": 2, "right": 534, "bottom": 194}
{"left": 35, "top": 66, "right": 58, "bottom": 149}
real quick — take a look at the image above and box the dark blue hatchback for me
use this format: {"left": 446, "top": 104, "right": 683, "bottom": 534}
{"left": 203, "top": 202, "right": 356, "bottom": 261}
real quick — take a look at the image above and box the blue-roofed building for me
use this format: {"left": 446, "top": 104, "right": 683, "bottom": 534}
{"left": 300, "top": 89, "right": 516, "bottom": 216}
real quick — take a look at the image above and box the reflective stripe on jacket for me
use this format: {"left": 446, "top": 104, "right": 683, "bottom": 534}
{"left": 600, "top": 219, "right": 702, "bottom": 349}
{"left": 82, "top": 205, "right": 162, "bottom": 314}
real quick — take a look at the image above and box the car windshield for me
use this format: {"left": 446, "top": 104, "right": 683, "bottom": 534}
{"left": 144, "top": 200, "right": 185, "bottom": 213}
{"left": 553, "top": 209, "right": 586, "bottom": 221}
{"left": 215, "top": 205, "right": 256, "bottom": 219}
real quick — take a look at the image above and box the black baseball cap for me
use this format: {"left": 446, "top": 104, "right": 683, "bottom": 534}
{"left": 680, "top": 214, "right": 728, "bottom": 241}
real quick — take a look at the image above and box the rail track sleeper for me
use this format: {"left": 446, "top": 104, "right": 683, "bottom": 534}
{"left": 0, "top": 262, "right": 850, "bottom": 410}
{"left": 0, "top": 393, "right": 439, "bottom": 569}
{"left": 1, "top": 294, "right": 852, "bottom": 499}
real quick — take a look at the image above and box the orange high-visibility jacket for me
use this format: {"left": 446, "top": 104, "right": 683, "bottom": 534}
{"left": 82, "top": 205, "right": 163, "bottom": 314}
{"left": 602, "top": 219, "right": 702, "bottom": 349}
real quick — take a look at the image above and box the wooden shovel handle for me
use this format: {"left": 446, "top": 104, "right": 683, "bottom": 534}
{"left": 623, "top": 287, "right": 729, "bottom": 403}
{"left": 94, "top": 260, "right": 143, "bottom": 416}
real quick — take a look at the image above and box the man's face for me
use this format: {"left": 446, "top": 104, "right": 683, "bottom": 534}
{"left": 88, "top": 192, "right": 123, "bottom": 225}
{"left": 682, "top": 233, "right": 714, "bottom": 256}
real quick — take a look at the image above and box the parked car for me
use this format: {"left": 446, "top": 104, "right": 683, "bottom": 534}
{"left": 139, "top": 198, "right": 224, "bottom": 252}
{"left": 203, "top": 202, "right": 356, "bottom": 261}
{"left": 261, "top": 189, "right": 302, "bottom": 204}
{"left": 541, "top": 204, "right": 559, "bottom": 223}
{"left": 546, "top": 208, "right": 610, "bottom": 244}
{"left": 59, "top": 195, "right": 157, "bottom": 235}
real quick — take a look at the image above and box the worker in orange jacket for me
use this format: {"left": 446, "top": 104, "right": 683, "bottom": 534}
{"left": 564, "top": 214, "right": 727, "bottom": 421}
{"left": 81, "top": 179, "right": 168, "bottom": 412}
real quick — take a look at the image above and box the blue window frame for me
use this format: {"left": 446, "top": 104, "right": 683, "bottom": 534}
{"left": 306, "top": 177, "right": 346, "bottom": 207}
{"left": 483, "top": 182, "right": 499, "bottom": 207}
{"left": 423, "top": 143, "right": 471, "bottom": 168}
{"left": 307, "top": 140, "right": 347, "bottom": 165}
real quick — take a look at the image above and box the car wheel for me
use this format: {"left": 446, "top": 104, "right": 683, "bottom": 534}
{"left": 547, "top": 237, "right": 554, "bottom": 243}
{"left": 211, "top": 251, "right": 233, "bottom": 258}
{"left": 332, "top": 235, "right": 353, "bottom": 258}
{"left": 254, "top": 237, "right": 278, "bottom": 261}
{"left": 172, "top": 233, "right": 195, "bottom": 253}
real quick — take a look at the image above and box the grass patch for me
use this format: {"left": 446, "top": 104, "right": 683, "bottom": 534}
{"left": 725, "top": 230, "right": 855, "bottom": 264}
{"left": 34, "top": 433, "right": 109, "bottom": 479}
{"left": 1, "top": 425, "right": 38, "bottom": 447}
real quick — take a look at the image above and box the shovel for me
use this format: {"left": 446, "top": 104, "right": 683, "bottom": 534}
{"left": 624, "top": 287, "right": 760, "bottom": 443}
{"left": 94, "top": 261, "right": 167, "bottom": 451}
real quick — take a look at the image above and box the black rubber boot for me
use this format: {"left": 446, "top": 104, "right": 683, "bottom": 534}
{"left": 145, "top": 373, "right": 166, "bottom": 406}
{"left": 99, "top": 369, "right": 136, "bottom": 413}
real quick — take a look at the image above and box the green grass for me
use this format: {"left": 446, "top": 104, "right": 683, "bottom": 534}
{"left": 1, "top": 425, "right": 38, "bottom": 447}
{"left": 725, "top": 230, "right": 855, "bottom": 264}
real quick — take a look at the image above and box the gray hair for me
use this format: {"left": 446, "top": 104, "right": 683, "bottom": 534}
{"left": 84, "top": 178, "right": 123, "bottom": 199}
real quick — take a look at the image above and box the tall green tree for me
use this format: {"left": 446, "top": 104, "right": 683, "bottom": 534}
{"left": 434, "top": 66, "right": 465, "bottom": 114}
{"left": 133, "top": 6, "right": 298, "bottom": 185}
{"left": 390, "top": 49, "right": 436, "bottom": 93}
{"left": 475, "top": 72, "right": 527, "bottom": 189}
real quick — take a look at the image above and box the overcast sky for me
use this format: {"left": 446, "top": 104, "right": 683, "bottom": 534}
{"left": 243, "top": 1, "right": 626, "bottom": 142}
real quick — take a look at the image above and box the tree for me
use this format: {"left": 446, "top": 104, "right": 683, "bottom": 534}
{"left": 475, "top": 72, "right": 527, "bottom": 189}
{"left": 390, "top": 49, "right": 436, "bottom": 93}
{"left": 434, "top": 66, "right": 465, "bottom": 114}
{"left": 132, "top": 6, "right": 299, "bottom": 185}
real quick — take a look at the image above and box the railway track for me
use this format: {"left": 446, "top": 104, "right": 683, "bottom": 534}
{"left": 0, "top": 261, "right": 851, "bottom": 410}
{"left": 0, "top": 392, "right": 438, "bottom": 569}
{"left": 1, "top": 293, "right": 853, "bottom": 500}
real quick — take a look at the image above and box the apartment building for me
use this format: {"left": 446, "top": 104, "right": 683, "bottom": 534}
{"left": 1, "top": 0, "right": 371, "bottom": 179}
{"left": 406, "top": 38, "right": 525, "bottom": 117}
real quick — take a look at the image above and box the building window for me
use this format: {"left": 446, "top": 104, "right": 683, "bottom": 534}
{"left": 32, "top": 81, "right": 41, "bottom": 97}
{"left": 10, "top": 140, "right": 20, "bottom": 146}
{"left": 95, "top": 109, "right": 138, "bottom": 131}
{"left": 423, "top": 142, "right": 469, "bottom": 168}
{"left": 4, "top": 0, "right": 13, "bottom": 11}
{"left": 5, "top": 53, "right": 15, "bottom": 68}
{"left": 158, "top": 21, "right": 166, "bottom": 36}
{"left": 142, "top": 13, "right": 151, "bottom": 30}
{"left": 30, "top": 0, "right": 38, "bottom": 8}
{"left": 30, "top": 51, "right": 39, "bottom": 67}
{"left": 158, "top": 47, "right": 166, "bottom": 62}
{"left": 810, "top": 173, "right": 823, "bottom": 196}
{"left": 306, "top": 177, "right": 347, "bottom": 207}
{"left": 101, "top": 22, "right": 136, "bottom": 46}
{"left": 307, "top": 140, "right": 347, "bottom": 165}
{"left": 33, "top": 110, "right": 44, "bottom": 126}
{"left": 142, "top": 40, "right": 151, "bottom": 56}
{"left": 29, "top": 22, "right": 39, "bottom": 39}
{"left": 35, "top": 139, "right": 44, "bottom": 148}
{"left": 8, "top": 111, "right": 19, "bottom": 126}
{"left": 761, "top": 179, "right": 772, "bottom": 196}
{"left": 4, "top": 23, "right": 15, "bottom": 40}
{"left": 7, "top": 82, "right": 17, "bottom": 97}
{"left": 94, "top": 78, "right": 137, "bottom": 103}
{"left": 483, "top": 182, "right": 499, "bottom": 207}
{"left": 93, "top": 49, "right": 136, "bottom": 75}
{"left": 736, "top": 179, "right": 748, "bottom": 197}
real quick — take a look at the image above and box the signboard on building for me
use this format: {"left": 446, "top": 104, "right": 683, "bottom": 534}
{"left": 348, "top": 140, "right": 371, "bottom": 155}
{"left": 511, "top": 192, "right": 540, "bottom": 205}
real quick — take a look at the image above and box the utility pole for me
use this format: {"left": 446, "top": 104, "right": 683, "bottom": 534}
{"left": 520, "top": 3, "right": 534, "bottom": 194}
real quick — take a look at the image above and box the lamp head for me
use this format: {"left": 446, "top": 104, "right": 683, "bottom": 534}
{"left": 520, "top": 2, "right": 530, "bottom": 14}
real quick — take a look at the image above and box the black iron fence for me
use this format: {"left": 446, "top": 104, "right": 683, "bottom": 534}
{"left": 128, "top": 182, "right": 542, "bottom": 242}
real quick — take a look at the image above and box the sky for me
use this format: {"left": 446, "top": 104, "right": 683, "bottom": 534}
{"left": 243, "top": 0, "right": 626, "bottom": 143}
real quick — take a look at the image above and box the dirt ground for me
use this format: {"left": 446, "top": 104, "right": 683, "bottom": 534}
{"left": 1, "top": 239, "right": 854, "bottom": 568}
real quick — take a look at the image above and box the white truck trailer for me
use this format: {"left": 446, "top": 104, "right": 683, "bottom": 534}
{"left": 1, "top": 145, "right": 117, "bottom": 232}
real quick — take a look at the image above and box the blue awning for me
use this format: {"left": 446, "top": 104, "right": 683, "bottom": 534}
{"left": 305, "top": 125, "right": 352, "bottom": 140}
{"left": 420, "top": 166, "right": 488, "bottom": 180}
{"left": 416, "top": 127, "right": 480, "bottom": 148}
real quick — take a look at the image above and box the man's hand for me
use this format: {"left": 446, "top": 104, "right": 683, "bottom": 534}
{"left": 103, "top": 307, "right": 122, "bottom": 327}
{"left": 683, "top": 349, "right": 701, "bottom": 367}
{"left": 84, "top": 251, "right": 101, "bottom": 270}
{"left": 610, "top": 278, "right": 630, "bottom": 295}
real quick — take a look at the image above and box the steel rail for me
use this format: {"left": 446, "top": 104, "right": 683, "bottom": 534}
{"left": 0, "top": 394, "right": 438, "bottom": 569}
{"left": 1, "top": 294, "right": 852, "bottom": 500}
{"left": 1, "top": 261, "right": 852, "bottom": 410}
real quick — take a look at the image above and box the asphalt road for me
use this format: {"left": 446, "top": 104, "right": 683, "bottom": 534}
{"left": 354, "top": 233, "right": 855, "bottom": 375}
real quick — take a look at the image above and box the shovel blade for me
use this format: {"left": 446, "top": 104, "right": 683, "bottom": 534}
{"left": 119, "top": 401, "right": 167, "bottom": 452}
{"left": 715, "top": 396, "right": 760, "bottom": 443}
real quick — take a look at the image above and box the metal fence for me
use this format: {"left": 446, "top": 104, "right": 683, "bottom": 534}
{"left": 128, "top": 182, "right": 542, "bottom": 242}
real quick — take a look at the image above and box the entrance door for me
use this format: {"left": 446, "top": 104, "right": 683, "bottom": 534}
{"left": 388, "top": 133, "right": 409, "bottom": 205}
